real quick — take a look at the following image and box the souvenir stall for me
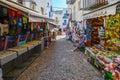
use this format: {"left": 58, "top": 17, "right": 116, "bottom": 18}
{"left": 0, "top": 1, "right": 51, "bottom": 80}
{"left": 84, "top": 3, "right": 120, "bottom": 80}
{"left": 48, "top": 22, "right": 58, "bottom": 42}
{"left": 85, "top": 17, "right": 104, "bottom": 46}
{"left": 41, "top": 22, "right": 50, "bottom": 48}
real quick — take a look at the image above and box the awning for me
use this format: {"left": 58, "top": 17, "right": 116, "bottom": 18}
{"left": 29, "top": 16, "right": 43, "bottom": 22}
{"left": 48, "top": 22, "right": 58, "bottom": 26}
{"left": 83, "top": 4, "right": 117, "bottom": 19}
{"left": 0, "top": 0, "right": 54, "bottom": 21}
{"left": 0, "top": 0, "right": 30, "bottom": 13}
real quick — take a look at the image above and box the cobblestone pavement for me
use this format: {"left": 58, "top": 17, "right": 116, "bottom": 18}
{"left": 17, "top": 35, "right": 103, "bottom": 80}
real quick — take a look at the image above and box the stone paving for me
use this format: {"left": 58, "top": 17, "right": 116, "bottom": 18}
{"left": 17, "top": 35, "right": 103, "bottom": 80}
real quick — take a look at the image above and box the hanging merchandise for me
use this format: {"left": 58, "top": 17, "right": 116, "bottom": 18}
{"left": 46, "top": 24, "right": 49, "bottom": 30}
{"left": 18, "top": 35, "right": 26, "bottom": 46}
{"left": 9, "top": 8, "right": 17, "bottom": 35}
{"left": 16, "top": 10, "right": 23, "bottom": 34}
{"left": 17, "top": 10, "right": 22, "bottom": 16}
{"left": 1, "top": 6, "right": 9, "bottom": 17}
{"left": 6, "top": 36, "right": 18, "bottom": 49}
{"left": 22, "top": 16, "right": 27, "bottom": 24}
{"left": 36, "top": 22, "right": 40, "bottom": 26}
{"left": 105, "top": 14, "right": 120, "bottom": 53}
{"left": 91, "top": 17, "right": 104, "bottom": 46}
{"left": 0, "top": 36, "right": 5, "bottom": 51}
{"left": 30, "top": 22, "right": 34, "bottom": 32}
{"left": 86, "top": 20, "right": 92, "bottom": 46}
{"left": 9, "top": 9, "right": 16, "bottom": 17}
{"left": 0, "top": 6, "right": 9, "bottom": 24}
{"left": 22, "top": 15, "right": 28, "bottom": 34}
{"left": 26, "top": 32, "right": 31, "bottom": 42}
{"left": 0, "top": 24, "right": 9, "bottom": 36}
{"left": 40, "top": 23, "right": 44, "bottom": 31}
{"left": 17, "top": 17, "right": 23, "bottom": 27}
{"left": 33, "top": 22, "right": 36, "bottom": 30}
{"left": 36, "top": 22, "right": 41, "bottom": 32}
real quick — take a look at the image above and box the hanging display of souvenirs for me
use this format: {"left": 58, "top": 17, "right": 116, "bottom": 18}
{"left": 6, "top": 36, "right": 18, "bottom": 49}
{"left": 16, "top": 10, "right": 22, "bottom": 34}
{"left": 0, "top": 24, "right": 9, "bottom": 36}
{"left": 105, "top": 14, "right": 120, "bottom": 53}
{"left": 1, "top": 6, "right": 8, "bottom": 17}
{"left": 9, "top": 9, "right": 16, "bottom": 17}
{"left": 30, "top": 22, "right": 34, "bottom": 32}
{"left": 22, "top": 15, "right": 28, "bottom": 34}
{"left": 22, "top": 16, "right": 28, "bottom": 24}
{"left": 0, "top": 36, "right": 5, "bottom": 51}
{"left": 17, "top": 10, "right": 22, "bottom": 17}
{"left": 9, "top": 9, "right": 17, "bottom": 35}
{"left": 0, "top": 6, "right": 9, "bottom": 24}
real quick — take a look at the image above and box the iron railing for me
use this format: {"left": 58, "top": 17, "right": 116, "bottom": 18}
{"left": 83, "top": 0, "right": 108, "bottom": 10}
{"left": 66, "top": 0, "right": 76, "bottom": 4}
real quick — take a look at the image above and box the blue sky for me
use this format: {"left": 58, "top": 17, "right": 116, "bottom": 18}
{"left": 52, "top": 0, "right": 67, "bottom": 10}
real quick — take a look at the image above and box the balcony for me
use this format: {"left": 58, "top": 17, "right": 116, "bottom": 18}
{"left": 66, "top": 0, "right": 76, "bottom": 4}
{"left": 83, "top": 0, "right": 108, "bottom": 10}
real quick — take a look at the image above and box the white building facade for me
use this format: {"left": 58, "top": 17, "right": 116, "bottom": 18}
{"left": 34, "top": 0, "right": 53, "bottom": 18}
{"left": 11, "top": 0, "right": 53, "bottom": 18}
{"left": 53, "top": 9, "right": 69, "bottom": 31}
{"left": 66, "top": 0, "right": 84, "bottom": 32}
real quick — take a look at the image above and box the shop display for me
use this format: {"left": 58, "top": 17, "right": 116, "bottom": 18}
{"left": 85, "top": 5, "right": 120, "bottom": 80}
{"left": 86, "top": 17, "right": 104, "bottom": 46}
{"left": 0, "top": 2, "right": 53, "bottom": 80}
{"left": 105, "top": 14, "right": 120, "bottom": 54}
{"left": 22, "top": 15, "right": 28, "bottom": 34}
{"left": 0, "top": 24, "right": 9, "bottom": 36}
{"left": 0, "top": 7, "right": 9, "bottom": 24}
{"left": 1, "top": 6, "right": 9, "bottom": 17}
{"left": 0, "top": 36, "right": 5, "bottom": 51}
{"left": 9, "top": 9, "right": 17, "bottom": 35}
{"left": 18, "top": 34, "right": 26, "bottom": 46}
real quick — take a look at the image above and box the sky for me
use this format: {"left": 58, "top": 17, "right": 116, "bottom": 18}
{"left": 52, "top": 0, "right": 67, "bottom": 10}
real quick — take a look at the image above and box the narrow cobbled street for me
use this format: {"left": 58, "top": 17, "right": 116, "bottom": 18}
{"left": 17, "top": 35, "right": 103, "bottom": 80}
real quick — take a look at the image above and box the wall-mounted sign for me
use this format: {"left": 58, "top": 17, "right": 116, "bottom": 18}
{"left": 83, "top": 4, "right": 117, "bottom": 19}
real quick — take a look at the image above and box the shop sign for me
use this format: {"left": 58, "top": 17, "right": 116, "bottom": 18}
{"left": 29, "top": 16, "right": 43, "bottom": 22}
{"left": 83, "top": 5, "right": 116, "bottom": 19}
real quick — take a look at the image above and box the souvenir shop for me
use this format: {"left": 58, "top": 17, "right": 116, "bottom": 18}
{"left": 84, "top": 3, "right": 120, "bottom": 80}
{"left": 48, "top": 22, "right": 58, "bottom": 39}
{"left": 0, "top": 1, "right": 54, "bottom": 80}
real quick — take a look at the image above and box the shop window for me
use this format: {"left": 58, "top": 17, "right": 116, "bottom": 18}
{"left": 63, "top": 13, "right": 67, "bottom": 19}
{"left": 50, "top": 6, "right": 53, "bottom": 12}
{"left": 63, "top": 20, "right": 67, "bottom": 25}
{"left": 18, "top": 0, "right": 23, "bottom": 4}
{"left": 47, "top": 2, "right": 49, "bottom": 7}
{"left": 99, "top": 0, "right": 105, "bottom": 3}
{"left": 78, "top": 0, "right": 81, "bottom": 10}
{"left": 32, "top": 5, "right": 35, "bottom": 10}
{"left": 49, "top": 12, "right": 52, "bottom": 17}
{"left": 41, "top": 7, "right": 44, "bottom": 15}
